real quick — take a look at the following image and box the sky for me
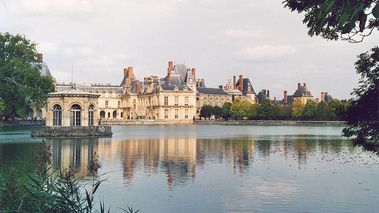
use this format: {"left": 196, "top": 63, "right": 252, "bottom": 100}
{"left": 1, "top": 0, "right": 378, "bottom": 100}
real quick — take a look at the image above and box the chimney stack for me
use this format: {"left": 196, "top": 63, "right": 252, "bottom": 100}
{"left": 124, "top": 68, "right": 128, "bottom": 77}
{"left": 267, "top": 90, "right": 270, "bottom": 98}
{"left": 321, "top": 92, "right": 325, "bottom": 101}
{"left": 233, "top": 76, "right": 236, "bottom": 90}
{"left": 37, "top": 53, "right": 43, "bottom": 62}
{"left": 201, "top": 79, "right": 205, "bottom": 85}
{"left": 219, "top": 85, "right": 223, "bottom": 90}
{"left": 192, "top": 68, "right": 196, "bottom": 80}
{"left": 303, "top": 83, "right": 306, "bottom": 88}
{"left": 197, "top": 79, "right": 200, "bottom": 87}
{"left": 284, "top": 90, "right": 288, "bottom": 104}
{"left": 168, "top": 61, "right": 173, "bottom": 84}
{"left": 263, "top": 89, "right": 267, "bottom": 96}
{"left": 274, "top": 97, "right": 276, "bottom": 103}
{"left": 239, "top": 75, "right": 243, "bottom": 92}
{"left": 298, "top": 83, "right": 301, "bottom": 90}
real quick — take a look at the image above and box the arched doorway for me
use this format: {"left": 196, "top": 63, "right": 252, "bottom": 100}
{"left": 100, "top": 111, "right": 105, "bottom": 119}
{"left": 113, "top": 111, "right": 117, "bottom": 119}
{"left": 53, "top": 104, "right": 62, "bottom": 126}
{"left": 70, "top": 104, "right": 81, "bottom": 126}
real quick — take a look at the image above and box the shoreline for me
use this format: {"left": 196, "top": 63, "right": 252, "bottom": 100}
{"left": 194, "top": 120, "right": 347, "bottom": 126}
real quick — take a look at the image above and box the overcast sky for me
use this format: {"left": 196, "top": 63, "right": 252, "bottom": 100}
{"left": 1, "top": 0, "right": 378, "bottom": 100}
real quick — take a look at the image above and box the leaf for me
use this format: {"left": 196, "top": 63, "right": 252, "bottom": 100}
{"left": 359, "top": 13, "right": 367, "bottom": 32}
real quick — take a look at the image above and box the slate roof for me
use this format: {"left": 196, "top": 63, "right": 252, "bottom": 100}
{"left": 293, "top": 86, "right": 312, "bottom": 97}
{"left": 236, "top": 78, "right": 256, "bottom": 94}
{"left": 120, "top": 71, "right": 136, "bottom": 86}
{"left": 160, "top": 74, "right": 192, "bottom": 91}
{"left": 325, "top": 95, "right": 333, "bottom": 103}
{"left": 256, "top": 91, "right": 268, "bottom": 103}
{"left": 197, "top": 87, "right": 228, "bottom": 95}
{"left": 30, "top": 62, "right": 52, "bottom": 77}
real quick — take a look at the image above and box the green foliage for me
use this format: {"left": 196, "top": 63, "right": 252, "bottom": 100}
{"left": 221, "top": 102, "right": 232, "bottom": 120}
{"left": 230, "top": 99, "right": 251, "bottom": 119}
{"left": 278, "top": 104, "right": 293, "bottom": 120}
{"left": 213, "top": 105, "right": 222, "bottom": 119}
{"left": 283, "top": 0, "right": 379, "bottom": 43}
{"left": 0, "top": 33, "right": 55, "bottom": 120}
{"left": 329, "top": 99, "right": 345, "bottom": 120}
{"left": 200, "top": 105, "right": 213, "bottom": 120}
{"left": 301, "top": 99, "right": 317, "bottom": 119}
{"left": 0, "top": 97, "right": 4, "bottom": 115}
{"left": 343, "top": 46, "right": 379, "bottom": 147}
{"left": 291, "top": 99, "right": 305, "bottom": 118}
{"left": 247, "top": 103, "right": 260, "bottom": 120}
{"left": 316, "top": 101, "right": 331, "bottom": 121}
{"left": 257, "top": 99, "right": 272, "bottom": 119}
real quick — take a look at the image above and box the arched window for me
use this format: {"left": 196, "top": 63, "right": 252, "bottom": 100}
{"left": 70, "top": 104, "right": 81, "bottom": 126}
{"left": 100, "top": 111, "right": 105, "bottom": 118}
{"left": 53, "top": 104, "right": 62, "bottom": 126}
{"left": 88, "top": 105, "right": 94, "bottom": 126}
{"left": 113, "top": 111, "right": 117, "bottom": 119}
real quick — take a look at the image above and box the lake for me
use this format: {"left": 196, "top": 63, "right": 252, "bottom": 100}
{"left": 1, "top": 125, "right": 379, "bottom": 212}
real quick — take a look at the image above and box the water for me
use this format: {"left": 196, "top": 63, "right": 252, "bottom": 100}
{"left": 1, "top": 125, "right": 379, "bottom": 212}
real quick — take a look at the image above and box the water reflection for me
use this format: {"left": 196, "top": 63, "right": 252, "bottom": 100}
{"left": 42, "top": 135, "right": 362, "bottom": 188}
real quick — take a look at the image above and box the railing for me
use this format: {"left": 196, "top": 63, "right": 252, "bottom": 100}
{"left": 31, "top": 126, "right": 113, "bottom": 138}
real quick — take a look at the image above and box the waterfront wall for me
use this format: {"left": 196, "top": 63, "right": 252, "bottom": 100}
{"left": 99, "top": 119, "right": 193, "bottom": 125}
{"left": 194, "top": 120, "right": 347, "bottom": 126}
{"left": 31, "top": 126, "right": 113, "bottom": 138}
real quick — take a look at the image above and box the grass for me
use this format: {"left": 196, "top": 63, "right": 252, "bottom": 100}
{"left": 0, "top": 141, "right": 139, "bottom": 213}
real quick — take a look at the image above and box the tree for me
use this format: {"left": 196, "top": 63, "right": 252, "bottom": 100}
{"left": 302, "top": 99, "right": 317, "bottom": 120}
{"left": 257, "top": 98, "right": 272, "bottom": 119}
{"left": 213, "top": 105, "right": 222, "bottom": 120}
{"left": 200, "top": 105, "right": 213, "bottom": 120}
{"left": 248, "top": 103, "right": 260, "bottom": 120}
{"left": 221, "top": 102, "right": 232, "bottom": 120}
{"left": 292, "top": 99, "right": 305, "bottom": 118}
{"left": 343, "top": 47, "right": 379, "bottom": 149}
{"left": 230, "top": 99, "right": 251, "bottom": 120}
{"left": 278, "top": 105, "right": 292, "bottom": 120}
{"left": 283, "top": 0, "right": 379, "bottom": 43}
{"left": 0, "top": 33, "right": 55, "bottom": 120}
{"left": 329, "top": 99, "right": 345, "bottom": 120}
{"left": 315, "top": 101, "right": 331, "bottom": 121}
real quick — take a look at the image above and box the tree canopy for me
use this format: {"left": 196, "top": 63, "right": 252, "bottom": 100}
{"left": 0, "top": 33, "right": 55, "bottom": 120}
{"left": 342, "top": 46, "right": 379, "bottom": 148}
{"left": 283, "top": 0, "right": 379, "bottom": 43}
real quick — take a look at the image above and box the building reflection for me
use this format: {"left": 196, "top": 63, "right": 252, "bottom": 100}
{"left": 45, "top": 138, "right": 99, "bottom": 176}
{"left": 43, "top": 135, "right": 352, "bottom": 188}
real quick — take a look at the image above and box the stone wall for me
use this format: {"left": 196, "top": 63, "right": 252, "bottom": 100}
{"left": 31, "top": 126, "right": 113, "bottom": 138}
{"left": 194, "top": 120, "right": 347, "bottom": 126}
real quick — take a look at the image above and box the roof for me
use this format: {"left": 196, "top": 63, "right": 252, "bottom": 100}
{"left": 236, "top": 78, "right": 256, "bottom": 94}
{"left": 30, "top": 62, "right": 52, "bottom": 77}
{"left": 293, "top": 85, "right": 312, "bottom": 97}
{"left": 325, "top": 95, "right": 333, "bottom": 103}
{"left": 197, "top": 87, "right": 228, "bottom": 95}
{"left": 257, "top": 91, "right": 268, "bottom": 103}
{"left": 48, "top": 89, "right": 100, "bottom": 98}
{"left": 160, "top": 74, "right": 192, "bottom": 91}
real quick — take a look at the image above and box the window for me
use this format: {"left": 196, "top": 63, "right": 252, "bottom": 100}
{"left": 164, "top": 109, "right": 169, "bottom": 118}
{"left": 185, "top": 109, "right": 189, "bottom": 119}
{"left": 105, "top": 101, "right": 109, "bottom": 108}
{"left": 70, "top": 104, "right": 81, "bottom": 126}
{"left": 113, "top": 111, "right": 117, "bottom": 119}
{"left": 100, "top": 111, "right": 105, "bottom": 118}
{"left": 185, "top": 96, "right": 189, "bottom": 106}
{"left": 88, "top": 105, "right": 94, "bottom": 126}
{"left": 37, "top": 109, "right": 42, "bottom": 118}
{"left": 175, "top": 109, "right": 179, "bottom": 119}
{"left": 164, "top": 96, "right": 168, "bottom": 105}
{"left": 174, "top": 96, "right": 178, "bottom": 106}
{"left": 53, "top": 104, "right": 62, "bottom": 126}
{"left": 118, "top": 101, "right": 121, "bottom": 108}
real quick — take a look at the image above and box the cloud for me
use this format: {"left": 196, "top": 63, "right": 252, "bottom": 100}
{"left": 238, "top": 45, "right": 298, "bottom": 61}
{"left": 224, "top": 29, "right": 262, "bottom": 39}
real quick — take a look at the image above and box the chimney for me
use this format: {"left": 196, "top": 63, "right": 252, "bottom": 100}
{"left": 192, "top": 68, "right": 196, "bottom": 80}
{"left": 197, "top": 78, "right": 200, "bottom": 87}
{"left": 37, "top": 53, "right": 43, "bottom": 62}
{"left": 144, "top": 77, "right": 148, "bottom": 82}
{"left": 201, "top": 79, "right": 205, "bottom": 85}
{"left": 128, "top": 67, "right": 134, "bottom": 79}
{"left": 263, "top": 89, "right": 267, "bottom": 96}
{"left": 233, "top": 76, "right": 236, "bottom": 90}
{"left": 219, "top": 85, "right": 223, "bottom": 89}
{"left": 224, "top": 86, "right": 227, "bottom": 90}
{"left": 136, "top": 80, "right": 140, "bottom": 94}
{"left": 239, "top": 75, "right": 243, "bottom": 92}
{"left": 325, "top": 92, "right": 328, "bottom": 96}
{"left": 303, "top": 83, "right": 306, "bottom": 88}
{"left": 267, "top": 90, "right": 270, "bottom": 98}
{"left": 321, "top": 92, "right": 325, "bottom": 101}
{"left": 168, "top": 61, "right": 172, "bottom": 84}
{"left": 124, "top": 68, "right": 128, "bottom": 77}
{"left": 298, "top": 83, "right": 301, "bottom": 90}
{"left": 274, "top": 97, "right": 276, "bottom": 103}
{"left": 284, "top": 90, "right": 288, "bottom": 104}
